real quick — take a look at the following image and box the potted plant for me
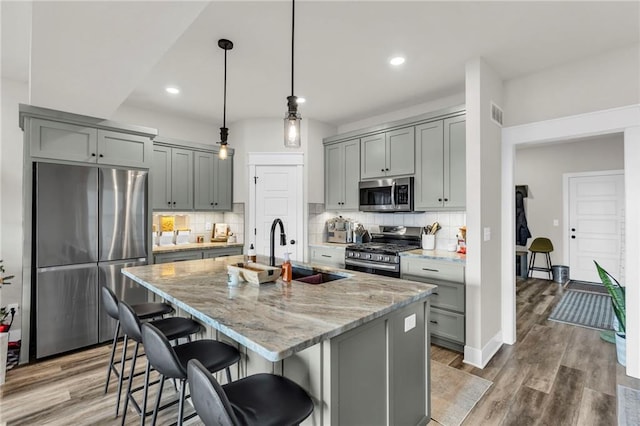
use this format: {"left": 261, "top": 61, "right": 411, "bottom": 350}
{"left": 594, "top": 261, "right": 626, "bottom": 366}
{"left": 0, "top": 259, "right": 14, "bottom": 286}
{"left": 0, "top": 307, "right": 12, "bottom": 333}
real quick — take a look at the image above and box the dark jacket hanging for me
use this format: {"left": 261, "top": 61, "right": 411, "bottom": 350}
{"left": 515, "top": 187, "right": 531, "bottom": 246}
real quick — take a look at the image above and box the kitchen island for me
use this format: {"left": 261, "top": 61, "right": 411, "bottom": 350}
{"left": 123, "top": 255, "right": 437, "bottom": 425}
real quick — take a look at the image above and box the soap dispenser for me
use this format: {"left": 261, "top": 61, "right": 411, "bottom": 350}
{"left": 282, "top": 252, "right": 292, "bottom": 282}
{"left": 248, "top": 243, "right": 257, "bottom": 263}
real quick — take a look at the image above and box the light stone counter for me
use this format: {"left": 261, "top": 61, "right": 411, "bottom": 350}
{"left": 152, "top": 242, "right": 244, "bottom": 254}
{"left": 122, "top": 255, "right": 436, "bottom": 362}
{"left": 307, "top": 242, "right": 350, "bottom": 249}
{"left": 401, "top": 248, "right": 466, "bottom": 264}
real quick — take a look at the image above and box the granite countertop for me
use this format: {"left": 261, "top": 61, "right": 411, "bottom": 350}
{"left": 401, "top": 249, "right": 466, "bottom": 264}
{"left": 122, "top": 255, "right": 436, "bottom": 362}
{"left": 153, "top": 242, "right": 244, "bottom": 254}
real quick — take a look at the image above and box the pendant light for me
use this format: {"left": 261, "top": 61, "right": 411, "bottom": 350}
{"left": 284, "top": 0, "right": 301, "bottom": 148}
{"left": 218, "top": 38, "right": 233, "bottom": 159}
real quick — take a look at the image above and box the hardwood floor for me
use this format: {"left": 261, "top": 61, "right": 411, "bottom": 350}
{"left": 433, "top": 277, "right": 640, "bottom": 426}
{"left": 1, "top": 277, "right": 638, "bottom": 425}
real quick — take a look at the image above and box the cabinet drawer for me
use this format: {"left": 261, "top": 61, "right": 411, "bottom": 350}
{"left": 402, "top": 258, "right": 464, "bottom": 283}
{"left": 430, "top": 307, "right": 464, "bottom": 344}
{"left": 202, "top": 247, "right": 242, "bottom": 259}
{"left": 404, "top": 275, "right": 464, "bottom": 312}
{"left": 310, "top": 246, "right": 345, "bottom": 268}
{"left": 153, "top": 251, "right": 202, "bottom": 264}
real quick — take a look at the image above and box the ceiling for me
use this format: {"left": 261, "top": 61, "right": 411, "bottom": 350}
{"left": 2, "top": 1, "right": 638, "bottom": 127}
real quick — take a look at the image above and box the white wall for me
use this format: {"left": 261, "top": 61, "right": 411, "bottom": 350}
{"left": 465, "top": 58, "right": 504, "bottom": 367}
{"left": 1, "top": 78, "right": 28, "bottom": 340}
{"left": 515, "top": 135, "right": 625, "bottom": 268}
{"left": 504, "top": 45, "right": 640, "bottom": 126}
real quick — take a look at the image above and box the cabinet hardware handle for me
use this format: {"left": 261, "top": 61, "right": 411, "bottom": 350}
{"left": 571, "top": 236, "right": 576, "bottom": 239}
{"left": 430, "top": 320, "right": 438, "bottom": 324}
{"left": 173, "top": 201, "right": 176, "bottom": 205}
{"left": 385, "top": 168, "right": 389, "bottom": 171}
{"left": 211, "top": 203, "right": 214, "bottom": 206}
{"left": 444, "top": 198, "right": 448, "bottom": 202}
{"left": 91, "top": 153, "right": 96, "bottom": 157}
{"left": 99, "top": 154, "right": 104, "bottom": 158}
{"left": 290, "top": 240, "right": 296, "bottom": 245}
{"left": 167, "top": 201, "right": 171, "bottom": 205}
{"left": 381, "top": 168, "right": 385, "bottom": 172}
{"left": 422, "top": 268, "right": 439, "bottom": 272}
{"left": 215, "top": 202, "right": 218, "bottom": 205}
{"left": 433, "top": 292, "right": 439, "bottom": 295}
{"left": 571, "top": 228, "right": 576, "bottom": 231}
{"left": 321, "top": 254, "right": 331, "bottom": 258}
{"left": 438, "top": 198, "right": 442, "bottom": 202}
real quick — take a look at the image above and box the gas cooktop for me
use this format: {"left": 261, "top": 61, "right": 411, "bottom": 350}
{"left": 346, "top": 242, "right": 420, "bottom": 254}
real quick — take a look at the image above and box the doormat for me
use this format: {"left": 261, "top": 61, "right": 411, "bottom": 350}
{"left": 564, "top": 280, "right": 608, "bottom": 295}
{"left": 431, "top": 361, "right": 492, "bottom": 426}
{"left": 548, "top": 290, "right": 613, "bottom": 331}
{"left": 618, "top": 385, "right": 640, "bottom": 426}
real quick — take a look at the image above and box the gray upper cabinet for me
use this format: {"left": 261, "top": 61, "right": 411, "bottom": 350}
{"left": 325, "top": 138, "right": 360, "bottom": 210}
{"left": 152, "top": 145, "right": 193, "bottom": 210}
{"left": 29, "top": 118, "right": 152, "bottom": 168}
{"left": 194, "top": 151, "right": 233, "bottom": 211}
{"left": 213, "top": 155, "right": 233, "bottom": 211}
{"left": 415, "top": 115, "right": 466, "bottom": 210}
{"left": 360, "top": 127, "right": 414, "bottom": 179}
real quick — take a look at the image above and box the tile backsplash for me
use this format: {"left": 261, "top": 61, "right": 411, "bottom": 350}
{"left": 309, "top": 203, "right": 466, "bottom": 250}
{"left": 153, "top": 203, "right": 245, "bottom": 244}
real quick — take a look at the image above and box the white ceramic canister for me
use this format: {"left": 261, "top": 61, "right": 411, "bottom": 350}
{"left": 421, "top": 234, "right": 435, "bottom": 250}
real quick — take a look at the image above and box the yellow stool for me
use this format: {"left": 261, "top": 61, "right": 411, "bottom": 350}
{"left": 528, "top": 237, "right": 554, "bottom": 279}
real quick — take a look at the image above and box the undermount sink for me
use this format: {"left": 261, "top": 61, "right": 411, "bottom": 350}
{"left": 291, "top": 266, "right": 347, "bottom": 284}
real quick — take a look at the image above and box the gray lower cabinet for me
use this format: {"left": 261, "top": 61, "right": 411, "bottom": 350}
{"left": 29, "top": 118, "right": 152, "bottom": 168}
{"left": 360, "top": 127, "right": 415, "bottom": 179}
{"left": 309, "top": 245, "right": 346, "bottom": 268}
{"left": 330, "top": 299, "right": 428, "bottom": 425}
{"left": 324, "top": 139, "right": 360, "bottom": 210}
{"left": 415, "top": 115, "right": 466, "bottom": 210}
{"left": 154, "top": 246, "right": 243, "bottom": 264}
{"left": 401, "top": 257, "right": 465, "bottom": 352}
{"left": 153, "top": 145, "right": 193, "bottom": 210}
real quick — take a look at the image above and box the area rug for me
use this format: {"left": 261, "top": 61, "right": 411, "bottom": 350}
{"left": 564, "top": 280, "right": 608, "bottom": 295}
{"left": 431, "top": 361, "right": 492, "bottom": 426}
{"left": 618, "top": 385, "right": 640, "bottom": 426}
{"left": 548, "top": 290, "right": 613, "bottom": 331}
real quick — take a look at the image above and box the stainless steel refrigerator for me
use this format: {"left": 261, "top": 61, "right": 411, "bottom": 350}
{"left": 34, "top": 162, "right": 149, "bottom": 358}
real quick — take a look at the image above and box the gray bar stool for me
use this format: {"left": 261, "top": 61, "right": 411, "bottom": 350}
{"left": 141, "top": 322, "right": 241, "bottom": 426}
{"left": 187, "top": 358, "right": 314, "bottom": 426}
{"left": 101, "top": 287, "right": 174, "bottom": 395}
{"left": 118, "top": 301, "right": 203, "bottom": 425}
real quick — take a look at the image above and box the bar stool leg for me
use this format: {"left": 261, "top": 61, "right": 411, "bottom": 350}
{"left": 115, "top": 334, "right": 128, "bottom": 417}
{"left": 177, "top": 379, "right": 187, "bottom": 426}
{"left": 140, "top": 359, "right": 151, "bottom": 426}
{"left": 152, "top": 375, "right": 166, "bottom": 426}
{"left": 121, "top": 342, "right": 139, "bottom": 426}
{"left": 105, "top": 321, "right": 121, "bottom": 394}
{"left": 527, "top": 252, "right": 537, "bottom": 278}
{"left": 545, "top": 253, "right": 553, "bottom": 279}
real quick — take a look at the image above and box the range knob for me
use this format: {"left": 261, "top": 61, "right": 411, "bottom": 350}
{"left": 355, "top": 253, "right": 360, "bottom": 258}
{"left": 366, "top": 254, "right": 372, "bottom": 259}
{"left": 384, "top": 256, "right": 390, "bottom": 262}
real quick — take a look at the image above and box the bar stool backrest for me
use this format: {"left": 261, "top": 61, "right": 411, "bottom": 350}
{"left": 102, "top": 286, "right": 120, "bottom": 320}
{"left": 141, "top": 322, "right": 188, "bottom": 380}
{"left": 118, "top": 300, "right": 143, "bottom": 343}
{"left": 187, "top": 359, "right": 238, "bottom": 426}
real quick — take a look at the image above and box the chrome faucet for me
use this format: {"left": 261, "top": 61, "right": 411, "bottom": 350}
{"left": 269, "top": 218, "right": 287, "bottom": 266}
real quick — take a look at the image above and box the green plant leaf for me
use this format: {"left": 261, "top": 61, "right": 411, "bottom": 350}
{"left": 594, "top": 261, "right": 625, "bottom": 333}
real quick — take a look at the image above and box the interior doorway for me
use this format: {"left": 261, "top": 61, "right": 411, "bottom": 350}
{"left": 565, "top": 171, "right": 625, "bottom": 283}
{"left": 247, "top": 153, "right": 304, "bottom": 262}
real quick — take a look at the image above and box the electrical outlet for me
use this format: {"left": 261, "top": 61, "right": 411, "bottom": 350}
{"left": 7, "top": 303, "right": 19, "bottom": 312}
{"left": 205, "top": 222, "right": 212, "bottom": 231}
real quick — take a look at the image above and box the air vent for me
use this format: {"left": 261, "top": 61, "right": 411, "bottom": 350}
{"left": 490, "top": 101, "right": 503, "bottom": 127}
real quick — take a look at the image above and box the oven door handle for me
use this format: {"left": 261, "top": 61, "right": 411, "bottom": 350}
{"left": 345, "top": 259, "right": 399, "bottom": 271}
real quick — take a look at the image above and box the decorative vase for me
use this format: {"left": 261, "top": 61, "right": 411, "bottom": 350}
{"left": 0, "top": 324, "right": 9, "bottom": 333}
{"left": 616, "top": 332, "right": 627, "bottom": 366}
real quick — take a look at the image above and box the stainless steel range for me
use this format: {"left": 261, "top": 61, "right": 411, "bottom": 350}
{"left": 345, "top": 226, "right": 422, "bottom": 278}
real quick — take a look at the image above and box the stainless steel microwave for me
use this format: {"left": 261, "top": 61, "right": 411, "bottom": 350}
{"left": 359, "top": 177, "right": 414, "bottom": 212}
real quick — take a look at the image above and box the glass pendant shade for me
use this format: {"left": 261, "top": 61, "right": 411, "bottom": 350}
{"left": 284, "top": 112, "right": 301, "bottom": 147}
{"left": 219, "top": 143, "right": 228, "bottom": 160}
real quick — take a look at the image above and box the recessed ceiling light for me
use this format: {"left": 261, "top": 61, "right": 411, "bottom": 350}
{"left": 297, "top": 97, "right": 306, "bottom": 104}
{"left": 165, "top": 86, "right": 180, "bottom": 95}
{"left": 390, "top": 57, "right": 405, "bottom": 66}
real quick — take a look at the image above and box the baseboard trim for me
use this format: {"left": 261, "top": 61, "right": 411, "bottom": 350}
{"left": 463, "top": 331, "right": 503, "bottom": 368}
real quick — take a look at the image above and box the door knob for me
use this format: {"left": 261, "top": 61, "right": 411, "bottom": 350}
{"left": 290, "top": 240, "right": 296, "bottom": 245}
{"left": 571, "top": 228, "right": 576, "bottom": 232}
{"left": 571, "top": 236, "right": 576, "bottom": 239}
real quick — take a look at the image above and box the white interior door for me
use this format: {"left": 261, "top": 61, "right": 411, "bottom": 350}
{"left": 253, "top": 165, "right": 303, "bottom": 262}
{"left": 568, "top": 172, "right": 624, "bottom": 283}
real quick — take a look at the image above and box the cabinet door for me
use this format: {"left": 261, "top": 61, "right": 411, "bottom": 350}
{"left": 414, "top": 121, "right": 444, "bottom": 209}
{"left": 342, "top": 139, "right": 360, "bottom": 210}
{"left": 386, "top": 127, "right": 415, "bottom": 176}
{"left": 194, "top": 151, "right": 215, "bottom": 210}
{"left": 443, "top": 116, "right": 466, "bottom": 209}
{"left": 324, "top": 143, "right": 345, "bottom": 210}
{"left": 30, "top": 118, "right": 98, "bottom": 163}
{"left": 97, "top": 130, "right": 151, "bottom": 168}
{"left": 153, "top": 251, "right": 203, "bottom": 264}
{"left": 152, "top": 146, "right": 172, "bottom": 210}
{"left": 213, "top": 154, "right": 233, "bottom": 211}
{"left": 310, "top": 246, "right": 345, "bottom": 268}
{"left": 202, "top": 246, "right": 242, "bottom": 259}
{"left": 171, "top": 148, "right": 194, "bottom": 210}
{"left": 360, "top": 133, "right": 386, "bottom": 179}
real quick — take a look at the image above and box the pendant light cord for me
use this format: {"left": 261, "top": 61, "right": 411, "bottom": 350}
{"left": 223, "top": 48, "right": 228, "bottom": 127}
{"left": 291, "top": 0, "right": 295, "bottom": 97}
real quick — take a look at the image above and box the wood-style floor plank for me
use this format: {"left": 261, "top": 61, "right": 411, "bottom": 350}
{"left": 538, "top": 365, "right": 586, "bottom": 425}
{"left": 575, "top": 387, "right": 617, "bottom": 426}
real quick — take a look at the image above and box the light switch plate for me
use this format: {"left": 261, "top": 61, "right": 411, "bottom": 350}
{"left": 404, "top": 314, "right": 416, "bottom": 332}
{"left": 553, "top": 219, "right": 559, "bottom": 226}
{"left": 483, "top": 227, "right": 491, "bottom": 241}
{"left": 205, "top": 222, "right": 212, "bottom": 231}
